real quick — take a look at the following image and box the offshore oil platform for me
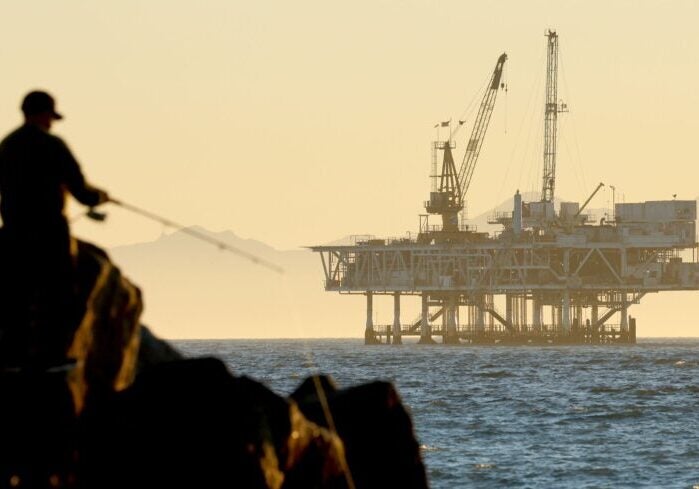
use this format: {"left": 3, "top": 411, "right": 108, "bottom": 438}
{"left": 311, "top": 31, "right": 699, "bottom": 345}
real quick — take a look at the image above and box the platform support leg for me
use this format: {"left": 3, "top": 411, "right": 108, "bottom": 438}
{"left": 444, "top": 295, "right": 459, "bottom": 344}
{"left": 620, "top": 295, "right": 629, "bottom": 342}
{"left": 418, "top": 292, "right": 435, "bottom": 344}
{"left": 561, "top": 289, "right": 571, "bottom": 335}
{"left": 475, "top": 295, "right": 485, "bottom": 335}
{"left": 365, "top": 292, "right": 379, "bottom": 345}
{"left": 533, "top": 295, "right": 543, "bottom": 332}
{"left": 591, "top": 302, "right": 600, "bottom": 343}
{"left": 392, "top": 292, "right": 402, "bottom": 345}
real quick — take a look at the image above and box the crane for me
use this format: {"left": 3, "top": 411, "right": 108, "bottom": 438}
{"left": 574, "top": 182, "right": 605, "bottom": 219}
{"left": 424, "top": 52, "right": 507, "bottom": 235}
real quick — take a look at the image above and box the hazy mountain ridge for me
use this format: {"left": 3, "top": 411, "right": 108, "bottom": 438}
{"left": 109, "top": 227, "right": 363, "bottom": 339}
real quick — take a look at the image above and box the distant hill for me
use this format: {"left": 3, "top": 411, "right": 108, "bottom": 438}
{"left": 109, "top": 227, "right": 365, "bottom": 339}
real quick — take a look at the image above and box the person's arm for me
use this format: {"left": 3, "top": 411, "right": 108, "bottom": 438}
{"left": 55, "top": 137, "right": 108, "bottom": 206}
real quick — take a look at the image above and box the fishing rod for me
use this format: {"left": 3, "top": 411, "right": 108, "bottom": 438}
{"left": 84, "top": 198, "right": 284, "bottom": 275}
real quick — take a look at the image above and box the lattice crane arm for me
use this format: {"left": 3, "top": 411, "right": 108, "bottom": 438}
{"left": 456, "top": 53, "right": 507, "bottom": 204}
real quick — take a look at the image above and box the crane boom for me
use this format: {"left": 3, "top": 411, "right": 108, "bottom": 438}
{"left": 423, "top": 52, "right": 507, "bottom": 238}
{"left": 574, "top": 182, "right": 605, "bottom": 218}
{"left": 457, "top": 52, "right": 508, "bottom": 203}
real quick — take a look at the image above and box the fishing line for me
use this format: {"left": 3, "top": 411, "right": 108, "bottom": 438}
{"left": 278, "top": 267, "right": 357, "bottom": 489}
{"left": 77, "top": 196, "right": 354, "bottom": 482}
{"left": 309, "top": 358, "right": 357, "bottom": 489}
{"left": 102, "top": 198, "right": 350, "bottom": 480}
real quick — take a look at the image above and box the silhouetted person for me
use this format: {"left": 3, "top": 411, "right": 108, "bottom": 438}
{"left": 0, "top": 90, "right": 108, "bottom": 367}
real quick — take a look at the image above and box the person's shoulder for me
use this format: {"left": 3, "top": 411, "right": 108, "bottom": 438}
{"left": 45, "top": 131, "right": 72, "bottom": 153}
{"left": 0, "top": 125, "right": 27, "bottom": 143}
{"left": 46, "top": 130, "right": 67, "bottom": 144}
{"left": 0, "top": 125, "right": 27, "bottom": 152}
{"left": 3, "top": 124, "right": 55, "bottom": 144}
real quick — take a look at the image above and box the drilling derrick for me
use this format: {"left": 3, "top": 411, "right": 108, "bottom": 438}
{"left": 541, "top": 30, "right": 565, "bottom": 203}
{"left": 422, "top": 53, "right": 507, "bottom": 242}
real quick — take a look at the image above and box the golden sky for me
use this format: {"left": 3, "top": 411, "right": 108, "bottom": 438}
{"left": 1, "top": 1, "right": 698, "bottom": 337}
{"left": 1, "top": 0, "right": 696, "bottom": 250}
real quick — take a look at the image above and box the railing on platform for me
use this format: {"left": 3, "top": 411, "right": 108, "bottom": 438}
{"left": 371, "top": 322, "right": 631, "bottom": 344}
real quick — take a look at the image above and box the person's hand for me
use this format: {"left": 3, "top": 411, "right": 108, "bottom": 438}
{"left": 97, "top": 189, "right": 110, "bottom": 205}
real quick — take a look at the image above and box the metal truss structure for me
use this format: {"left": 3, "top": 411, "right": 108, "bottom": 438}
{"left": 312, "top": 200, "right": 699, "bottom": 344}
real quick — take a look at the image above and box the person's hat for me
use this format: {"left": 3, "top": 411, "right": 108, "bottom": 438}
{"left": 21, "top": 90, "right": 63, "bottom": 120}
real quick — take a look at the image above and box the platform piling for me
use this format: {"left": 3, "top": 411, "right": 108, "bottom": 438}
{"left": 365, "top": 292, "right": 379, "bottom": 345}
{"left": 393, "top": 292, "right": 402, "bottom": 345}
{"left": 444, "top": 295, "right": 459, "bottom": 344}
{"left": 418, "top": 293, "right": 435, "bottom": 344}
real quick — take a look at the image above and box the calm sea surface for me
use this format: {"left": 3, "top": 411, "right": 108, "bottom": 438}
{"left": 174, "top": 338, "right": 699, "bottom": 489}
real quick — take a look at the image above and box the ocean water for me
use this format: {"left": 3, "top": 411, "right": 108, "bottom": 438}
{"left": 174, "top": 338, "right": 699, "bottom": 488}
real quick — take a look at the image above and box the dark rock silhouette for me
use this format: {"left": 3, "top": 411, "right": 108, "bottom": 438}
{"left": 79, "top": 358, "right": 349, "bottom": 489}
{"left": 292, "top": 376, "right": 429, "bottom": 489}
{"left": 0, "top": 240, "right": 429, "bottom": 488}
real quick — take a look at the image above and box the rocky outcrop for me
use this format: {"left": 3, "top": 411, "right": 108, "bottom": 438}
{"left": 0, "top": 241, "right": 429, "bottom": 488}
{"left": 292, "top": 376, "right": 429, "bottom": 489}
{"left": 79, "top": 358, "right": 351, "bottom": 489}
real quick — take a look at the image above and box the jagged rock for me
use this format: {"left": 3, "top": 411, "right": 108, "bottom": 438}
{"left": 0, "top": 239, "right": 429, "bottom": 488}
{"left": 79, "top": 358, "right": 350, "bottom": 489}
{"left": 290, "top": 374, "right": 339, "bottom": 404}
{"left": 136, "top": 324, "right": 184, "bottom": 371}
{"left": 0, "top": 372, "right": 77, "bottom": 489}
{"left": 68, "top": 241, "right": 143, "bottom": 413}
{"left": 0, "top": 239, "right": 144, "bottom": 487}
{"left": 292, "top": 378, "right": 429, "bottom": 489}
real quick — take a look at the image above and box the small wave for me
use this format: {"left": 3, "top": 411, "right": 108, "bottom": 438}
{"left": 428, "top": 399, "right": 449, "bottom": 407}
{"left": 584, "top": 467, "right": 616, "bottom": 476}
{"left": 653, "top": 358, "right": 685, "bottom": 365}
{"left": 590, "top": 408, "right": 644, "bottom": 420}
{"left": 419, "top": 444, "right": 441, "bottom": 452}
{"left": 635, "top": 386, "right": 679, "bottom": 396}
{"left": 636, "top": 388, "right": 662, "bottom": 396}
{"left": 674, "top": 360, "right": 699, "bottom": 368}
{"left": 477, "top": 370, "right": 513, "bottom": 378}
{"left": 620, "top": 355, "right": 646, "bottom": 366}
{"left": 590, "top": 386, "right": 625, "bottom": 394}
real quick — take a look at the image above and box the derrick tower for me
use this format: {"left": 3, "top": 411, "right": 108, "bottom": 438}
{"left": 541, "top": 30, "right": 562, "bottom": 202}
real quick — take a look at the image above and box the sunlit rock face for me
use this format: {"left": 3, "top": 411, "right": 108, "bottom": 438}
{"left": 0, "top": 240, "right": 428, "bottom": 488}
